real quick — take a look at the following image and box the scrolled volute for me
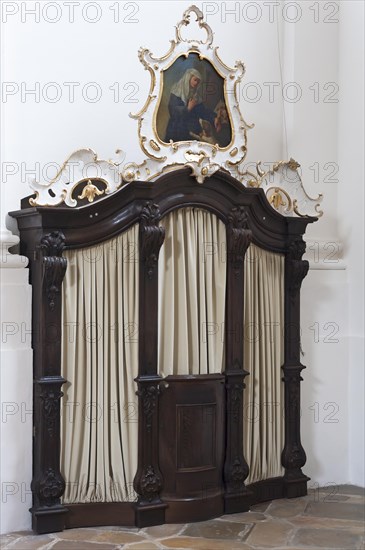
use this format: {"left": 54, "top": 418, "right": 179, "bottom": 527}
{"left": 139, "top": 202, "right": 165, "bottom": 279}
{"left": 40, "top": 231, "right": 67, "bottom": 311}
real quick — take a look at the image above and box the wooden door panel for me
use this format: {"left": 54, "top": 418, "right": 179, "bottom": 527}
{"left": 159, "top": 375, "right": 225, "bottom": 501}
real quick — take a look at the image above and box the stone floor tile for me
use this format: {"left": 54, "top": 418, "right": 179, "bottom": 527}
{"left": 0, "top": 533, "right": 23, "bottom": 548}
{"left": 126, "top": 543, "right": 161, "bottom": 549}
{"left": 329, "top": 484, "right": 365, "bottom": 497}
{"left": 159, "top": 536, "right": 252, "bottom": 549}
{"left": 3, "top": 534, "right": 54, "bottom": 549}
{"left": 245, "top": 520, "right": 293, "bottom": 547}
{"left": 51, "top": 542, "right": 118, "bottom": 550}
{"left": 288, "top": 514, "right": 365, "bottom": 534}
{"left": 249, "top": 502, "right": 270, "bottom": 512}
{"left": 218, "top": 511, "right": 266, "bottom": 523}
{"left": 181, "top": 519, "right": 251, "bottom": 540}
{"left": 266, "top": 497, "right": 307, "bottom": 518}
{"left": 292, "top": 527, "right": 363, "bottom": 549}
{"left": 304, "top": 501, "right": 365, "bottom": 521}
{"left": 92, "top": 531, "right": 147, "bottom": 544}
{"left": 96, "top": 526, "right": 140, "bottom": 533}
{"left": 54, "top": 527, "right": 145, "bottom": 544}
{"left": 142, "top": 524, "right": 185, "bottom": 538}
{"left": 309, "top": 492, "right": 350, "bottom": 502}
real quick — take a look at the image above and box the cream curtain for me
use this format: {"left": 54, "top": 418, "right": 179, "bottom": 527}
{"left": 60, "top": 210, "right": 284, "bottom": 504}
{"left": 158, "top": 208, "right": 227, "bottom": 376}
{"left": 157, "top": 209, "right": 284, "bottom": 483}
{"left": 60, "top": 225, "right": 139, "bottom": 503}
{"left": 244, "top": 244, "right": 285, "bottom": 483}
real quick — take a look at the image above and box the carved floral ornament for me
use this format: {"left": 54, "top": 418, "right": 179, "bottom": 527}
{"left": 28, "top": 5, "right": 322, "bottom": 218}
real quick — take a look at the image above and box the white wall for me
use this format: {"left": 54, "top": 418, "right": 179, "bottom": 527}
{"left": 1, "top": 0, "right": 363, "bottom": 533}
{"left": 337, "top": 0, "right": 365, "bottom": 488}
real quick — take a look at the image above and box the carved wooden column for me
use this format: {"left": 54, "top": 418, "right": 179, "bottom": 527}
{"left": 134, "top": 202, "right": 166, "bottom": 527}
{"left": 31, "top": 231, "right": 68, "bottom": 533}
{"left": 281, "top": 235, "right": 310, "bottom": 498}
{"left": 223, "top": 206, "right": 252, "bottom": 513}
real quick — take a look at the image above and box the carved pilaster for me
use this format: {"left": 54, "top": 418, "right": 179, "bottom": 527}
{"left": 224, "top": 373, "right": 250, "bottom": 498}
{"left": 134, "top": 377, "right": 166, "bottom": 526}
{"left": 31, "top": 231, "right": 68, "bottom": 533}
{"left": 224, "top": 206, "right": 252, "bottom": 513}
{"left": 282, "top": 235, "right": 310, "bottom": 497}
{"left": 135, "top": 204, "right": 166, "bottom": 526}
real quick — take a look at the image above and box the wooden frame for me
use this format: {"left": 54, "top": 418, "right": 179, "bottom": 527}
{"left": 10, "top": 167, "right": 316, "bottom": 534}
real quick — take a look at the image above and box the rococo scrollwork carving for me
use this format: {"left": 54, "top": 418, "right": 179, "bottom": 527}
{"left": 140, "top": 203, "right": 165, "bottom": 279}
{"left": 40, "top": 231, "right": 67, "bottom": 311}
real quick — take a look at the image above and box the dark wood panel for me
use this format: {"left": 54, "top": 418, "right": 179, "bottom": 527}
{"left": 159, "top": 375, "right": 225, "bottom": 502}
{"left": 176, "top": 403, "right": 216, "bottom": 470}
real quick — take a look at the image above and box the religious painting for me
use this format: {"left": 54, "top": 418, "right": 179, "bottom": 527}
{"left": 156, "top": 53, "right": 232, "bottom": 148}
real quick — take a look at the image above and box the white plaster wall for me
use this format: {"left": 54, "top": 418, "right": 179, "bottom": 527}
{"left": 337, "top": 0, "right": 365, "bottom": 488}
{"left": 1, "top": 0, "right": 363, "bottom": 533}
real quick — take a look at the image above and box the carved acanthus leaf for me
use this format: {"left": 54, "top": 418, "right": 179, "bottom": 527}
{"left": 137, "top": 383, "right": 160, "bottom": 432}
{"left": 40, "top": 231, "right": 67, "bottom": 311}
{"left": 140, "top": 202, "right": 165, "bottom": 279}
{"left": 140, "top": 465, "right": 162, "bottom": 502}
{"left": 227, "top": 206, "right": 252, "bottom": 277}
{"left": 37, "top": 467, "right": 65, "bottom": 506}
{"left": 39, "top": 383, "right": 64, "bottom": 437}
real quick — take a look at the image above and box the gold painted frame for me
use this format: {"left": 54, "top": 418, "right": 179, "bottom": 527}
{"left": 125, "top": 5, "right": 253, "bottom": 184}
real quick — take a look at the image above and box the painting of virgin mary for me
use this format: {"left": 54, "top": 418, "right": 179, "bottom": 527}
{"left": 156, "top": 54, "right": 232, "bottom": 148}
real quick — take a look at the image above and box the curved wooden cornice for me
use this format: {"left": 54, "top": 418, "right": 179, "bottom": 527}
{"left": 11, "top": 168, "right": 317, "bottom": 253}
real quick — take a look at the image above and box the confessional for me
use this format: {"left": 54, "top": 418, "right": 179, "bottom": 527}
{"left": 9, "top": 5, "right": 322, "bottom": 535}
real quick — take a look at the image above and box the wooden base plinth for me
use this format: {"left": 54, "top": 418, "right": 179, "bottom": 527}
{"left": 164, "top": 493, "right": 224, "bottom": 524}
{"left": 31, "top": 475, "right": 310, "bottom": 532}
{"left": 224, "top": 490, "right": 252, "bottom": 514}
{"left": 31, "top": 506, "right": 68, "bottom": 534}
{"left": 284, "top": 475, "right": 310, "bottom": 499}
{"left": 134, "top": 502, "right": 167, "bottom": 528}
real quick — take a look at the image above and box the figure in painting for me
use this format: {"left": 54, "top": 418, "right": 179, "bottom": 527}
{"left": 164, "top": 68, "right": 230, "bottom": 146}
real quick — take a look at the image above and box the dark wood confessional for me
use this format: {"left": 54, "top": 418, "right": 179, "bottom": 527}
{"left": 10, "top": 167, "right": 316, "bottom": 534}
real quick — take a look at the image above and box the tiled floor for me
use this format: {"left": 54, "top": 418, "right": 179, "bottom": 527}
{"left": 1, "top": 486, "right": 364, "bottom": 550}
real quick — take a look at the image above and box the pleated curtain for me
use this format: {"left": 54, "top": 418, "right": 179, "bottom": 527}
{"left": 60, "top": 208, "right": 284, "bottom": 504}
{"left": 158, "top": 208, "right": 227, "bottom": 376}
{"left": 60, "top": 224, "right": 139, "bottom": 503}
{"left": 243, "top": 245, "right": 285, "bottom": 483}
